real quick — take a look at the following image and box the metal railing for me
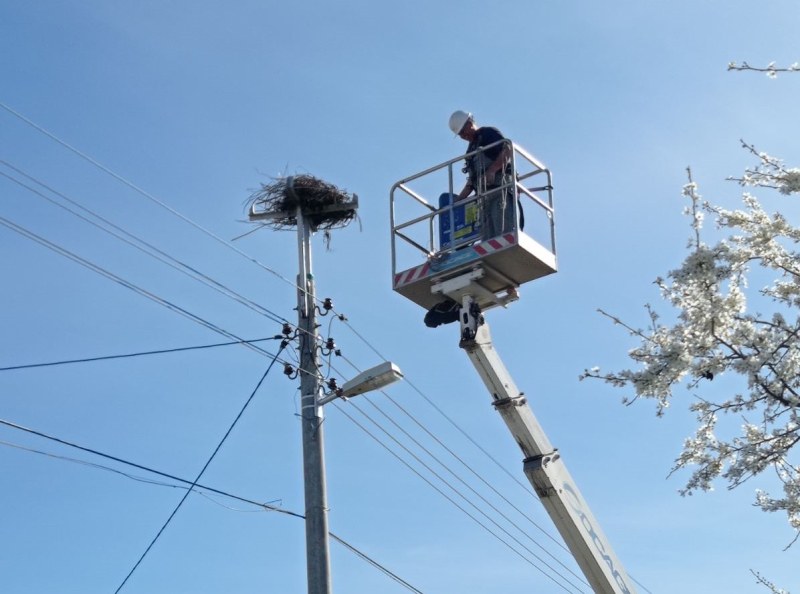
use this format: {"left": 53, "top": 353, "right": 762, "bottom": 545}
{"left": 390, "top": 140, "right": 555, "bottom": 279}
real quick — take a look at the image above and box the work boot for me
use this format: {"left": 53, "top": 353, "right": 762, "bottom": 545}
{"left": 424, "top": 299, "right": 460, "bottom": 328}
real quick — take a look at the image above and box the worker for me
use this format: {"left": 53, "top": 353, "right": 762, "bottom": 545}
{"left": 449, "top": 110, "right": 516, "bottom": 239}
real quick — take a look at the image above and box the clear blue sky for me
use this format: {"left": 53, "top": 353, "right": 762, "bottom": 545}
{"left": 2, "top": 1, "right": 799, "bottom": 592}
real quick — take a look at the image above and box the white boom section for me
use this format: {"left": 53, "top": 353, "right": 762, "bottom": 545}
{"left": 457, "top": 295, "right": 636, "bottom": 594}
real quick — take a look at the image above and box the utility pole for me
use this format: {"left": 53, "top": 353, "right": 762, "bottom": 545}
{"left": 247, "top": 175, "right": 358, "bottom": 594}
{"left": 295, "top": 203, "right": 331, "bottom": 594}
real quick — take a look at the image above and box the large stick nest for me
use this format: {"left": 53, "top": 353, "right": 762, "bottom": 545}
{"left": 246, "top": 175, "right": 358, "bottom": 231}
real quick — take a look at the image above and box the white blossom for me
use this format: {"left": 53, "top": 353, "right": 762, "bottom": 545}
{"left": 779, "top": 169, "right": 800, "bottom": 195}
{"left": 583, "top": 152, "right": 800, "bottom": 543}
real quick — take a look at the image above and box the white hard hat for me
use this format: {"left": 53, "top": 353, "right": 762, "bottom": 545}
{"left": 448, "top": 110, "right": 472, "bottom": 134}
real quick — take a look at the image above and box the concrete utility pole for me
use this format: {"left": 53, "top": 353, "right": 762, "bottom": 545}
{"left": 247, "top": 175, "right": 358, "bottom": 594}
{"left": 295, "top": 204, "right": 332, "bottom": 594}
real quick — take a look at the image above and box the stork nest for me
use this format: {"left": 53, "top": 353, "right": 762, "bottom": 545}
{"left": 245, "top": 174, "right": 358, "bottom": 231}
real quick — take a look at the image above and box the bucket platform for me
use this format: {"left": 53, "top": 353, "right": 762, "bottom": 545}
{"left": 390, "top": 140, "right": 557, "bottom": 311}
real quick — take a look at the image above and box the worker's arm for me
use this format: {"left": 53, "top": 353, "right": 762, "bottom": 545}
{"left": 484, "top": 143, "right": 512, "bottom": 181}
{"left": 456, "top": 180, "right": 474, "bottom": 201}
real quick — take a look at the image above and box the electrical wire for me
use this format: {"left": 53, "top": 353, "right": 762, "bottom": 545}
{"left": 330, "top": 323, "right": 654, "bottom": 594}
{"left": 1, "top": 334, "right": 582, "bottom": 591}
{"left": 0, "top": 337, "right": 283, "bottom": 372}
{"left": 336, "top": 354, "right": 574, "bottom": 555}
{"left": 0, "top": 101, "right": 314, "bottom": 303}
{"left": 0, "top": 160, "right": 333, "bottom": 364}
{"left": 0, "top": 214, "right": 292, "bottom": 366}
{"left": 0, "top": 422, "right": 425, "bottom": 593}
{"left": 329, "top": 534, "right": 424, "bottom": 594}
{"left": 333, "top": 362, "right": 587, "bottom": 587}
{"left": 0, "top": 201, "right": 324, "bottom": 384}
{"left": 0, "top": 103, "right": 351, "bottom": 370}
{"left": 113, "top": 341, "right": 286, "bottom": 592}
{"left": 323, "top": 318, "right": 584, "bottom": 584}
{"left": 0, "top": 161, "right": 289, "bottom": 326}
{"left": 0, "top": 439, "right": 187, "bottom": 490}
{"left": 332, "top": 401, "right": 588, "bottom": 594}
{"left": 345, "top": 398, "right": 588, "bottom": 593}
{"left": 336, "top": 313, "right": 537, "bottom": 497}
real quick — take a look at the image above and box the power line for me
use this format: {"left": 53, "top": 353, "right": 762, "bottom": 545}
{"left": 3, "top": 98, "right": 572, "bottom": 592}
{"left": 0, "top": 211, "right": 333, "bottom": 394}
{"left": 329, "top": 358, "right": 584, "bottom": 586}
{"left": 0, "top": 161, "right": 331, "bottom": 359}
{"left": 329, "top": 534, "right": 424, "bottom": 594}
{"left": 0, "top": 214, "right": 289, "bottom": 364}
{"left": 0, "top": 161, "right": 289, "bottom": 326}
{"left": 335, "top": 312, "right": 538, "bottom": 497}
{"left": 344, "top": 398, "right": 589, "bottom": 593}
{"left": 0, "top": 337, "right": 283, "bottom": 371}
{"left": 336, "top": 354, "right": 573, "bottom": 555}
{"left": 357, "top": 391, "right": 586, "bottom": 586}
{"left": 0, "top": 101, "right": 309, "bottom": 301}
{"left": 0, "top": 103, "right": 356, "bottom": 361}
{"left": 113, "top": 341, "right": 286, "bottom": 592}
{"left": 0, "top": 422, "right": 425, "bottom": 593}
{"left": 0, "top": 438, "right": 189, "bottom": 490}
{"left": 332, "top": 401, "right": 587, "bottom": 594}
{"left": 0, "top": 417, "right": 283, "bottom": 511}
{"left": 326, "top": 318, "right": 583, "bottom": 581}
{"left": 332, "top": 325, "right": 655, "bottom": 594}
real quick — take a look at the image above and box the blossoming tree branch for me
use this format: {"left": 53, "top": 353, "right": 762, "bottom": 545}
{"left": 582, "top": 144, "right": 800, "bottom": 547}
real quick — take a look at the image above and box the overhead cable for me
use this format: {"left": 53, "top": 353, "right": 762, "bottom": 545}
{"left": 0, "top": 214, "right": 286, "bottom": 364}
{"left": 335, "top": 313, "right": 537, "bottom": 496}
{"left": 326, "top": 318, "right": 579, "bottom": 575}
{"left": 0, "top": 161, "right": 288, "bottom": 326}
{"left": 0, "top": 102, "right": 311, "bottom": 302}
{"left": 335, "top": 355, "right": 572, "bottom": 556}
{"left": 0, "top": 161, "right": 326, "bottom": 353}
{"left": 0, "top": 421, "right": 425, "bottom": 594}
{"left": 0, "top": 337, "right": 283, "bottom": 372}
{"left": 333, "top": 401, "right": 588, "bottom": 594}
{"left": 113, "top": 341, "right": 286, "bottom": 592}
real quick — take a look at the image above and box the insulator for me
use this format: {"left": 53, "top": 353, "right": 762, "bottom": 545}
{"left": 327, "top": 378, "right": 339, "bottom": 391}
{"left": 322, "top": 297, "right": 333, "bottom": 310}
{"left": 325, "top": 337, "right": 336, "bottom": 350}
{"left": 283, "top": 363, "right": 295, "bottom": 377}
{"left": 282, "top": 323, "right": 292, "bottom": 336}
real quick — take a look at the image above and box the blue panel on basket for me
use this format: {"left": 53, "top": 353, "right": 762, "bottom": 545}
{"left": 439, "top": 193, "right": 481, "bottom": 250}
{"left": 429, "top": 246, "right": 480, "bottom": 273}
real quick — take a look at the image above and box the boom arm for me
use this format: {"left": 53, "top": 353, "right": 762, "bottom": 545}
{"left": 458, "top": 295, "right": 636, "bottom": 594}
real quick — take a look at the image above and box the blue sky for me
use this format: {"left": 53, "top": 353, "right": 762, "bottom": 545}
{"left": 2, "top": 1, "right": 799, "bottom": 592}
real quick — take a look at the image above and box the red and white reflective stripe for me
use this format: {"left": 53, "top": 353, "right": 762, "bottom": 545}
{"left": 394, "top": 262, "right": 430, "bottom": 287}
{"left": 473, "top": 233, "right": 516, "bottom": 256}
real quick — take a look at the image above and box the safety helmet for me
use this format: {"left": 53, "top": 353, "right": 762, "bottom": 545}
{"left": 448, "top": 110, "right": 472, "bottom": 135}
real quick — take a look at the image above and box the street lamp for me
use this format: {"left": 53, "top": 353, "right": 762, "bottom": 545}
{"left": 319, "top": 361, "right": 404, "bottom": 406}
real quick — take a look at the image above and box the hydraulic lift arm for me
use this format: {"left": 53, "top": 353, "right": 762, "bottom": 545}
{"left": 458, "top": 295, "right": 636, "bottom": 594}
